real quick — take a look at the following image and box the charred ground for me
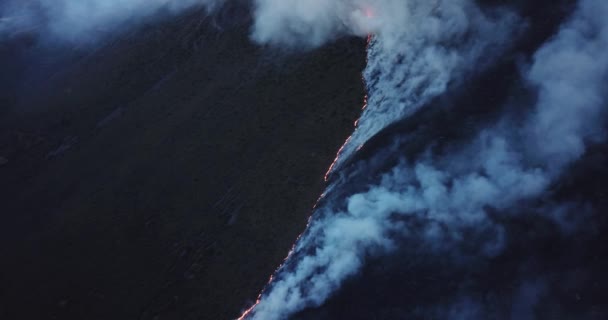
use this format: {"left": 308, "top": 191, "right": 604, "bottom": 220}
{"left": 0, "top": 7, "right": 366, "bottom": 320}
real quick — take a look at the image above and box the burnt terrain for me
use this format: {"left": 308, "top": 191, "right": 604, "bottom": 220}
{"left": 0, "top": 7, "right": 366, "bottom": 320}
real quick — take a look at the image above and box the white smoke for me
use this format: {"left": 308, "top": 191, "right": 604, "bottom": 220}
{"left": 251, "top": 0, "right": 353, "bottom": 47}
{"left": 339, "top": 1, "right": 518, "bottom": 171}
{"left": 244, "top": 0, "right": 608, "bottom": 318}
{"left": 252, "top": 0, "right": 519, "bottom": 171}
{"left": 0, "top": 0, "right": 222, "bottom": 42}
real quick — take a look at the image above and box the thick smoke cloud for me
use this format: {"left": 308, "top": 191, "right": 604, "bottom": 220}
{"left": 5, "top": 0, "right": 603, "bottom": 318}
{"left": 0, "top": 0, "right": 222, "bottom": 43}
{"left": 337, "top": 0, "right": 519, "bottom": 170}
{"left": 252, "top": 0, "right": 518, "bottom": 171}
{"left": 243, "top": 0, "right": 608, "bottom": 319}
{"left": 251, "top": 0, "right": 354, "bottom": 47}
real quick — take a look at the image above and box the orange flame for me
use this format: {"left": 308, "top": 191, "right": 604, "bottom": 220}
{"left": 237, "top": 33, "right": 375, "bottom": 320}
{"left": 363, "top": 6, "right": 375, "bottom": 18}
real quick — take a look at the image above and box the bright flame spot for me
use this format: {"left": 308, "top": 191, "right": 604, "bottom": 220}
{"left": 237, "top": 232, "right": 307, "bottom": 319}
{"left": 238, "top": 34, "right": 375, "bottom": 320}
{"left": 363, "top": 6, "right": 375, "bottom": 18}
{"left": 324, "top": 135, "right": 353, "bottom": 181}
{"left": 324, "top": 35, "right": 372, "bottom": 181}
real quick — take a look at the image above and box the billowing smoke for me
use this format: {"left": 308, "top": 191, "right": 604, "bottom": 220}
{"left": 242, "top": 0, "right": 608, "bottom": 319}
{"left": 252, "top": 0, "right": 519, "bottom": 171}
{"left": 5, "top": 0, "right": 603, "bottom": 318}
{"left": 0, "top": 0, "right": 222, "bottom": 43}
{"left": 335, "top": 1, "right": 519, "bottom": 171}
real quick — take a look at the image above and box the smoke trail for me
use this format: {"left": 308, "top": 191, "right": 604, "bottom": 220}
{"left": 0, "top": 0, "right": 222, "bottom": 42}
{"left": 333, "top": 1, "right": 519, "bottom": 172}
{"left": 252, "top": 0, "right": 518, "bottom": 171}
{"left": 242, "top": 0, "right": 608, "bottom": 318}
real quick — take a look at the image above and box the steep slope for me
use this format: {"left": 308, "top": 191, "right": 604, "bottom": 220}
{"left": 0, "top": 8, "right": 366, "bottom": 320}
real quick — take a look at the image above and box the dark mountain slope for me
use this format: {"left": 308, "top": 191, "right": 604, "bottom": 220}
{"left": 0, "top": 8, "right": 366, "bottom": 320}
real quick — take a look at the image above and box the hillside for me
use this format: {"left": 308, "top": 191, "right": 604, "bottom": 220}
{"left": 0, "top": 8, "right": 366, "bottom": 320}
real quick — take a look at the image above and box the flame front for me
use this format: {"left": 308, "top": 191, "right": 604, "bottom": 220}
{"left": 237, "top": 34, "right": 374, "bottom": 320}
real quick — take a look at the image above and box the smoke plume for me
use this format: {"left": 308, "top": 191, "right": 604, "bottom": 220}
{"left": 4, "top": 1, "right": 604, "bottom": 318}
{"left": 242, "top": 0, "right": 608, "bottom": 319}
{"left": 252, "top": 0, "right": 518, "bottom": 169}
{"left": 0, "top": 0, "right": 222, "bottom": 43}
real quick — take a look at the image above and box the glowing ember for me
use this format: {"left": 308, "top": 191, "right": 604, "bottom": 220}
{"left": 238, "top": 29, "right": 375, "bottom": 320}
{"left": 363, "top": 6, "right": 375, "bottom": 18}
{"left": 237, "top": 232, "right": 307, "bottom": 320}
{"left": 324, "top": 36, "right": 372, "bottom": 181}
{"left": 324, "top": 135, "right": 353, "bottom": 181}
